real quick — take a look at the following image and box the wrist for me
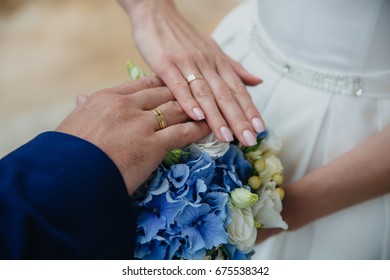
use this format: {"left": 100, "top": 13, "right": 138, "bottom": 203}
{"left": 117, "top": 0, "right": 146, "bottom": 13}
{"left": 118, "top": 0, "right": 176, "bottom": 21}
{"left": 281, "top": 180, "right": 318, "bottom": 231}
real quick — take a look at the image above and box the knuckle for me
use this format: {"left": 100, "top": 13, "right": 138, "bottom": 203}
{"left": 109, "top": 95, "right": 129, "bottom": 110}
{"left": 173, "top": 51, "right": 187, "bottom": 60}
{"left": 215, "top": 87, "right": 234, "bottom": 103}
{"left": 172, "top": 79, "right": 189, "bottom": 91}
{"left": 197, "top": 51, "right": 212, "bottom": 64}
{"left": 194, "top": 85, "right": 214, "bottom": 99}
{"left": 244, "top": 103, "right": 260, "bottom": 116}
{"left": 139, "top": 76, "right": 161, "bottom": 88}
{"left": 233, "top": 82, "right": 248, "bottom": 94}
{"left": 215, "top": 56, "right": 230, "bottom": 68}
{"left": 179, "top": 52, "right": 194, "bottom": 62}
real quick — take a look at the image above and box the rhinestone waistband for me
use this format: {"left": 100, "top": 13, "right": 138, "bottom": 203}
{"left": 250, "top": 24, "right": 390, "bottom": 98}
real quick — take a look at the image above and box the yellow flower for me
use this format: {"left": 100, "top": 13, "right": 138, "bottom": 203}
{"left": 275, "top": 187, "right": 285, "bottom": 200}
{"left": 272, "top": 173, "right": 284, "bottom": 186}
{"left": 254, "top": 158, "right": 266, "bottom": 173}
{"left": 248, "top": 176, "right": 262, "bottom": 190}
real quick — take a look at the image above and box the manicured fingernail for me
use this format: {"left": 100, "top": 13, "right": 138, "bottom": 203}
{"left": 220, "top": 126, "right": 234, "bottom": 142}
{"left": 252, "top": 117, "right": 265, "bottom": 133}
{"left": 254, "top": 76, "right": 263, "bottom": 82}
{"left": 250, "top": 73, "right": 263, "bottom": 84}
{"left": 193, "top": 107, "right": 205, "bottom": 120}
{"left": 243, "top": 130, "right": 257, "bottom": 146}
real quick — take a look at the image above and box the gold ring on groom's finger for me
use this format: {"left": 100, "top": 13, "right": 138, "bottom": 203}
{"left": 185, "top": 73, "right": 204, "bottom": 84}
{"left": 151, "top": 108, "right": 168, "bottom": 130}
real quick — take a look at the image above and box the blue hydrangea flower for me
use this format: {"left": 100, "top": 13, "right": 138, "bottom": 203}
{"left": 224, "top": 169, "right": 243, "bottom": 191}
{"left": 186, "top": 153, "right": 215, "bottom": 187}
{"left": 217, "top": 145, "right": 252, "bottom": 181}
{"left": 202, "top": 192, "right": 229, "bottom": 221}
{"left": 185, "top": 179, "right": 208, "bottom": 204}
{"left": 166, "top": 234, "right": 187, "bottom": 260}
{"left": 176, "top": 204, "right": 228, "bottom": 257}
{"left": 166, "top": 153, "right": 214, "bottom": 203}
{"left": 138, "top": 169, "right": 170, "bottom": 205}
{"left": 137, "top": 193, "right": 187, "bottom": 243}
{"left": 135, "top": 235, "right": 169, "bottom": 260}
{"left": 207, "top": 183, "right": 228, "bottom": 193}
{"left": 167, "top": 164, "right": 190, "bottom": 189}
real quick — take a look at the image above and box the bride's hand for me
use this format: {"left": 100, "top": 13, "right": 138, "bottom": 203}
{"left": 119, "top": 0, "right": 265, "bottom": 146}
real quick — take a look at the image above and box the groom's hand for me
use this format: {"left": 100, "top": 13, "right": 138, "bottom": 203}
{"left": 56, "top": 76, "right": 210, "bottom": 194}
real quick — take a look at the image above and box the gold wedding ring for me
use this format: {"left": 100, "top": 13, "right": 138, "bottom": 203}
{"left": 185, "top": 73, "right": 204, "bottom": 84}
{"left": 151, "top": 108, "right": 167, "bottom": 130}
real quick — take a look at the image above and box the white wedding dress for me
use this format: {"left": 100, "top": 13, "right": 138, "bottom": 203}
{"left": 213, "top": 0, "right": 390, "bottom": 259}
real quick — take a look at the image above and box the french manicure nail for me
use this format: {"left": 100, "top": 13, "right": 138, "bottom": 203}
{"left": 243, "top": 130, "right": 257, "bottom": 146}
{"left": 252, "top": 117, "right": 265, "bottom": 133}
{"left": 193, "top": 107, "right": 205, "bottom": 120}
{"left": 220, "top": 126, "right": 234, "bottom": 142}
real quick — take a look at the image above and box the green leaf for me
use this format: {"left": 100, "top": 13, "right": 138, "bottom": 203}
{"left": 126, "top": 60, "right": 147, "bottom": 80}
{"left": 162, "top": 149, "right": 189, "bottom": 168}
{"left": 242, "top": 142, "right": 260, "bottom": 153}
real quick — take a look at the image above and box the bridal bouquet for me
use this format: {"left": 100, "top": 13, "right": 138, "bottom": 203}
{"left": 127, "top": 62, "right": 288, "bottom": 260}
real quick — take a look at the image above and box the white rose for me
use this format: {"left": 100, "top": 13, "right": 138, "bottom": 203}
{"left": 189, "top": 133, "right": 229, "bottom": 159}
{"left": 252, "top": 181, "right": 288, "bottom": 229}
{"left": 260, "top": 155, "right": 283, "bottom": 182}
{"left": 227, "top": 203, "right": 257, "bottom": 253}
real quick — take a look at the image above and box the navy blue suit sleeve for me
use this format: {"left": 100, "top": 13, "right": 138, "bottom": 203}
{"left": 0, "top": 132, "right": 136, "bottom": 259}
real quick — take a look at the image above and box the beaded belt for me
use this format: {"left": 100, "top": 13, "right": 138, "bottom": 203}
{"left": 250, "top": 24, "right": 390, "bottom": 98}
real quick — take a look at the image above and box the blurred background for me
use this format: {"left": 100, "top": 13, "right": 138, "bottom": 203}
{"left": 0, "top": 0, "right": 243, "bottom": 157}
